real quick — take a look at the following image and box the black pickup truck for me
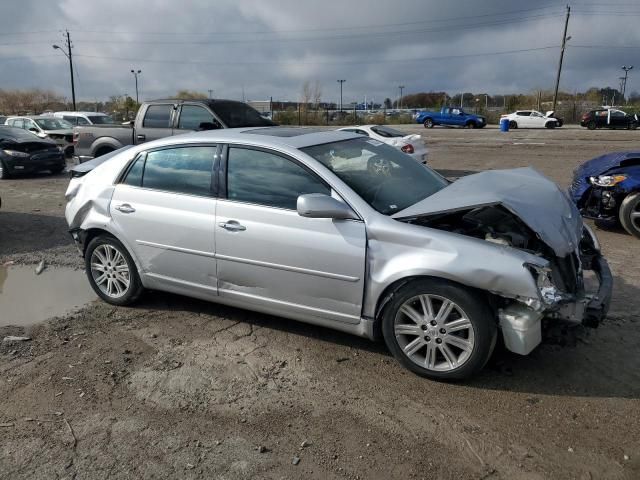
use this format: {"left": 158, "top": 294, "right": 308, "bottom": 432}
{"left": 73, "top": 99, "right": 275, "bottom": 162}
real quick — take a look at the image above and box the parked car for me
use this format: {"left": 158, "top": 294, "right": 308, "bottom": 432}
{"left": 580, "top": 108, "right": 639, "bottom": 130}
{"left": 337, "top": 125, "right": 428, "bottom": 163}
{"left": 0, "top": 126, "right": 65, "bottom": 179}
{"left": 73, "top": 99, "right": 275, "bottom": 163}
{"left": 415, "top": 107, "right": 486, "bottom": 129}
{"left": 52, "top": 111, "right": 115, "bottom": 126}
{"left": 570, "top": 151, "right": 640, "bottom": 238}
{"left": 500, "top": 110, "right": 562, "bottom": 129}
{"left": 65, "top": 127, "right": 611, "bottom": 380}
{"left": 4, "top": 116, "right": 74, "bottom": 157}
{"left": 0, "top": 116, "right": 7, "bottom": 125}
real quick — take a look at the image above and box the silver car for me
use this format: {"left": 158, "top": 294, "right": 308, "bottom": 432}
{"left": 64, "top": 127, "right": 612, "bottom": 380}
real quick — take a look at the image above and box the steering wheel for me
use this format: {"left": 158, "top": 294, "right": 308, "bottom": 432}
{"left": 367, "top": 155, "right": 392, "bottom": 176}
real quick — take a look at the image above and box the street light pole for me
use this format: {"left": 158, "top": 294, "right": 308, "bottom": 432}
{"left": 52, "top": 30, "right": 76, "bottom": 110}
{"left": 208, "top": 89, "right": 213, "bottom": 99}
{"left": 622, "top": 65, "right": 633, "bottom": 102}
{"left": 398, "top": 85, "right": 405, "bottom": 110}
{"left": 337, "top": 80, "right": 346, "bottom": 112}
{"left": 130, "top": 69, "right": 141, "bottom": 104}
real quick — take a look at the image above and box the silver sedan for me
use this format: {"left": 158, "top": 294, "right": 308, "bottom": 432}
{"left": 65, "top": 127, "right": 612, "bottom": 380}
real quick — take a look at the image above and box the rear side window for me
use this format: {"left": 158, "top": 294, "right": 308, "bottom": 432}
{"left": 122, "top": 155, "right": 145, "bottom": 187}
{"left": 77, "top": 116, "right": 90, "bottom": 125}
{"left": 142, "top": 105, "right": 173, "bottom": 128}
{"left": 141, "top": 146, "right": 216, "bottom": 196}
{"left": 178, "top": 105, "right": 215, "bottom": 130}
{"left": 226, "top": 147, "right": 330, "bottom": 210}
{"left": 63, "top": 116, "right": 77, "bottom": 125}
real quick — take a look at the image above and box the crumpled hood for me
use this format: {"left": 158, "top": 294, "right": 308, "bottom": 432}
{"left": 392, "top": 167, "right": 582, "bottom": 257}
{"left": 575, "top": 151, "right": 640, "bottom": 177}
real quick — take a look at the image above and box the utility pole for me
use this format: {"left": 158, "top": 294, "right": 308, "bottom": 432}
{"left": 337, "top": 79, "right": 346, "bottom": 112}
{"left": 621, "top": 65, "right": 633, "bottom": 102}
{"left": 398, "top": 85, "right": 404, "bottom": 110}
{"left": 460, "top": 92, "right": 464, "bottom": 108}
{"left": 130, "top": 69, "right": 141, "bottom": 104}
{"left": 552, "top": 5, "right": 571, "bottom": 112}
{"left": 208, "top": 89, "right": 213, "bottom": 99}
{"left": 52, "top": 30, "right": 76, "bottom": 110}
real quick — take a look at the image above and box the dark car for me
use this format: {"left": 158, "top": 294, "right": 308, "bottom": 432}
{"left": 569, "top": 151, "right": 640, "bottom": 238}
{"left": 580, "top": 108, "right": 638, "bottom": 130}
{"left": 0, "top": 126, "right": 66, "bottom": 179}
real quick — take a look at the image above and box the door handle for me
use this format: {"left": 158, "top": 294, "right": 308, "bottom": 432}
{"left": 136, "top": 134, "right": 146, "bottom": 141}
{"left": 218, "top": 221, "right": 246, "bottom": 232}
{"left": 115, "top": 203, "right": 136, "bottom": 214}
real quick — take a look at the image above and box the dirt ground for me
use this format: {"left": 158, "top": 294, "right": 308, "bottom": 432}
{"left": 1, "top": 125, "right": 639, "bottom": 479}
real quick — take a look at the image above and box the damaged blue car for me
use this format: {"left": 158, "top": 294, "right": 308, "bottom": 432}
{"left": 570, "top": 151, "right": 640, "bottom": 238}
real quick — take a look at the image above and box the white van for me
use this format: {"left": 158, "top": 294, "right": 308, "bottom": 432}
{"left": 53, "top": 112, "right": 115, "bottom": 126}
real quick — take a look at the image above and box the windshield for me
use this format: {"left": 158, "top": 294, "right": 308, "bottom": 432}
{"left": 370, "top": 125, "right": 406, "bottom": 138}
{"left": 302, "top": 137, "right": 448, "bottom": 215}
{"left": 0, "top": 126, "right": 42, "bottom": 141}
{"left": 34, "top": 118, "right": 73, "bottom": 130}
{"left": 87, "top": 115, "right": 115, "bottom": 124}
{"left": 211, "top": 101, "right": 276, "bottom": 128}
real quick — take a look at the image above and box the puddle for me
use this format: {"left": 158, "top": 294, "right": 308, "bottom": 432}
{"left": 0, "top": 264, "right": 96, "bottom": 327}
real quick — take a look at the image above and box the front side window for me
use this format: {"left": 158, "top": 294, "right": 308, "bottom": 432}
{"left": 178, "top": 105, "right": 215, "bottom": 130}
{"left": 302, "top": 137, "right": 448, "bottom": 215}
{"left": 142, "top": 105, "right": 173, "bottom": 128}
{"left": 139, "top": 146, "right": 216, "bottom": 196}
{"left": 227, "top": 147, "right": 329, "bottom": 210}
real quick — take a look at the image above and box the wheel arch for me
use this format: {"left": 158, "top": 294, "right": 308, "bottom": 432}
{"left": 79, "top": 226, "right": 144, "bottom": 276}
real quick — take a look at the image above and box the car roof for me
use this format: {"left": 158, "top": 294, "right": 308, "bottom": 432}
{"left": 151, "top": 127, "right": 360, "bottom": 149}
{"left": 55, "top": 111, "right": 109, "bottom": 116}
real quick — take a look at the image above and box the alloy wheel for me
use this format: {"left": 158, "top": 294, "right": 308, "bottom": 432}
{"left": 90, "top": 244, "right": 131, "bottom": 298}
{"left": 394, "top": 294, "right": 475, "bottom": 372}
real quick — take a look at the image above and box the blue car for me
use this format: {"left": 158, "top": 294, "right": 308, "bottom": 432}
{"left": 569, "top": 151, "right": 640, "bottom": 238}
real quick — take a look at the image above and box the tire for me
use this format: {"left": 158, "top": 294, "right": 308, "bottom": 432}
{"left": 629, "top": 121, "right": 638, "bottom": 130}
{"left": 423, "top": 118, "right": 434, "bottom": 128}
{"left": 545, "top": 121, "right": 556, "bottom": 129}
{"left": 84, "top": 235, "right": 144, "bottom": 306}
{"left": 381, "top": 279, "right": 497, "bottom": 381}
{"left": 51, "top": 165, "right": 65, "bottom": 175}
{"left": 587, "top": 120, "right": 597, "bottom": 130}
{"left": 509, "top": 120, "right": 518, "bottom": 129}
{"left": 465, "top": 121, "right": 476, "bottom": 129}
{"left": 557, "top": 119, "right": 564, "bottom": 127}
{"left": 0, "top": 161, "right": 9, "bottom": 180}
{"left": 94, "top": 147, "right": 114, "bottom": 158}
{"left": 619, "top": 193, "right": 640, "bottom": 239}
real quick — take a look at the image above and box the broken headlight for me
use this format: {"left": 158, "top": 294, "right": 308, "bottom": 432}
{"left": 527, "top": 264, "right": 564, "bottom": 306}
{"left": 589, "top": 174, "right": 627, "bottom": 187}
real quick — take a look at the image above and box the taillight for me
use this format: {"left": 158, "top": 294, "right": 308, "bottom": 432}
{"left": 401, "top": 144, "right": 414, "bottom": 154}
{"left": 581, "top": 113, "right": 589, "bottom": 120}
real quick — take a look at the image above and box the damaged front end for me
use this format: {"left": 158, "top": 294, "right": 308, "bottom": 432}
{"left": 392, "top": 168, "right": 613, "bottom": 355}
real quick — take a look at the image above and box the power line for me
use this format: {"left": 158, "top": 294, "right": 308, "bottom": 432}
{"left": 72, "top": 45, "right": 559, "bottom": 67}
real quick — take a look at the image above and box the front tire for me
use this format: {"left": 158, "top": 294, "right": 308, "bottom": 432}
{"left": 381, "top": 279, "right": 497, "bottom": 380}
{"left": 0, "top": 161, "right": 9, "bottom": 179}
{"left": 619, "top": 193, "right": 640, "bottom": 239}
{"left": 423, "top": 118, "right": 434, "bottom": 128}
{"left": 85, "top": 235, "right": 144, "bottom": 306}
{"left": 545, "top": 121, "right": 556, "bottom": 129}
{"left": 465, "top": 121, "right": 476, "bottom": 129}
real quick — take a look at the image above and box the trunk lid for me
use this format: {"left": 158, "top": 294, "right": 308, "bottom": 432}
{"left": 391, "top": 167, "right": 582, "bottom": 257}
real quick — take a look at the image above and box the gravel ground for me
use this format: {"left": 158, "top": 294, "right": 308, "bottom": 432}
{"left": 1, "top": 125, "right": 639, "bottom": 479}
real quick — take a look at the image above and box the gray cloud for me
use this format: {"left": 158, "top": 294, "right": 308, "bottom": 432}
{"left": 1, "top": 0, "right": 639, "bottom": 104}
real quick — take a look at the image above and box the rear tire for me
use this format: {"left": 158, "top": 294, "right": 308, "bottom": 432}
{"left": 381, "top": 279, "right": 497, "bottom": 380}
{"left": 94, "top": 147, "right": 115, "bottom": 158}
{"left": 509, "top": 120, "right": 518, "bottom": 129}
{"left": 423, "top": 118, "right": 434, "bottom": 129}
{"left": 84, "top": 235, "right": 144, "bottom": 306}
{"left": 619, "top": 193, "right": 640, "bottom": 239}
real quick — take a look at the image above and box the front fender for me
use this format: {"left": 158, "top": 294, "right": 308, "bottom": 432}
{"left": 362, "top": 219, "right": 545, "bottom": 318}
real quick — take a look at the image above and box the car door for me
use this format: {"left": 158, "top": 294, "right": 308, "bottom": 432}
{"left": 215, "top": 145, "right": 367, "bottom": 324}
{"left": 175, "top": 104, "right": 222, "bottom": 134}
{"left": 517, "top": 111, "right": 532, "bottom": 127}
{"left": 530, "top": 111, "right": 545, "bottom": 127}
{"left": 109, "top": 144, "right": 219, "bottom": 299}
{"left": 610, "top": 110, "right": 626, "bottom": 128}
{"left": 136, "top": 103, "right": 176, "bottom": 144}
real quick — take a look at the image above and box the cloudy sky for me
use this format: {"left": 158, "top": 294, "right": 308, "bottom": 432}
{"left": 1, "top": 0, "right": 640, "bottom": 104}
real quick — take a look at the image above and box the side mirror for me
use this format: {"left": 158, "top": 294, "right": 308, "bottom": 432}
{"left": 297, "top": 193, "right": 358, "bottom": 220}
{"left": 198, "top": 121, "right": 220, "bottom": 131}
{"left": 29, "top": 127, "right": 39, "bottom": 132}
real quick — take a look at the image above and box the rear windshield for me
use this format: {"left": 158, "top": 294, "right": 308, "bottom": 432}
{"left": 370, "top": 125, "right": 405, "bottom": 138}
{"left": 87, "top": 115, "right": 115, "bottom": 124}
{"left": 34, "top": 118, "right": 72, "bottom": 130}
{"left": 211, "top": 101, "right": 276, "bottom": 128}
